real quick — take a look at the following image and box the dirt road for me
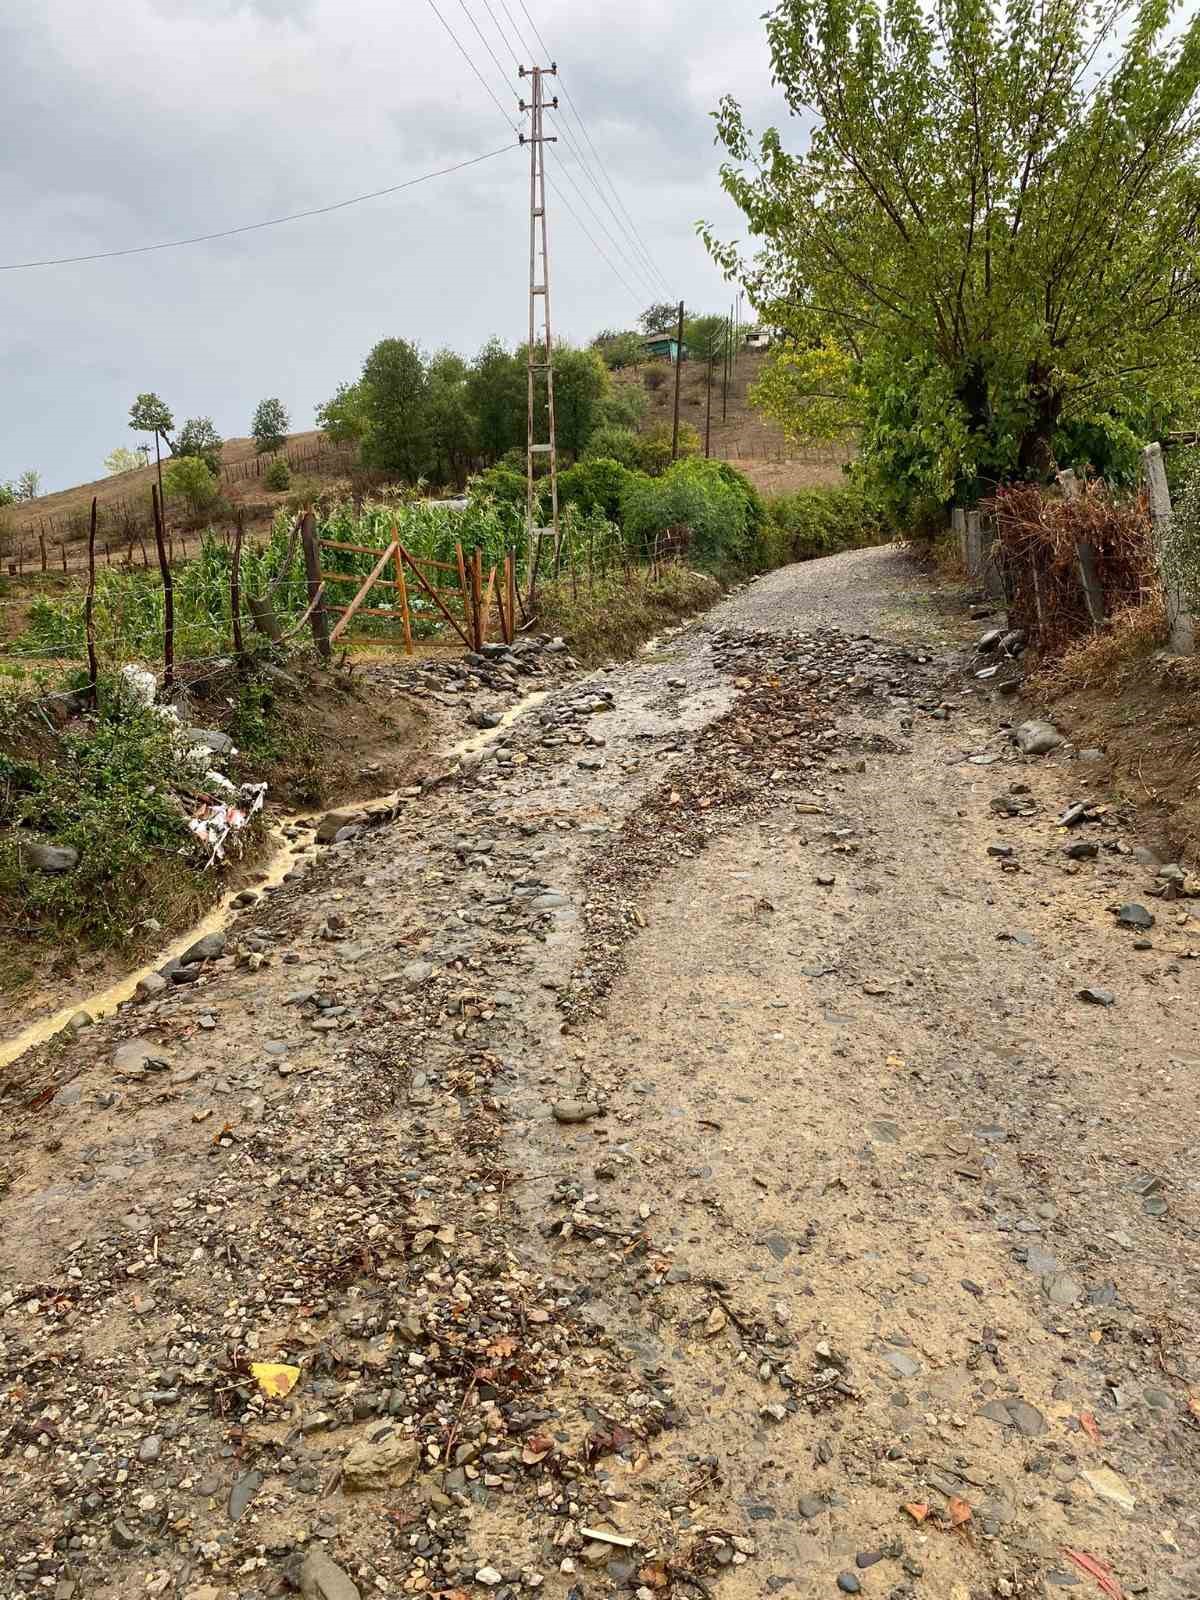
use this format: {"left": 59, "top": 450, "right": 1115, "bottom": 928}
{"left": 2, "top": 546, "right": 1198, "bottom": 1600}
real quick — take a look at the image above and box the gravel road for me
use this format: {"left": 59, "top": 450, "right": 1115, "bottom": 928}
{"left": 2, "top": 546, "right": 1196, "bottom": 1600}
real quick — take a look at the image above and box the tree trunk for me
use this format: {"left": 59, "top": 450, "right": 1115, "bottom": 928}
{"left": 1016, "top": 366, "right": 1063, "bottom": 480}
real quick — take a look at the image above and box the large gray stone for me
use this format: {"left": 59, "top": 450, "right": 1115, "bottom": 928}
{"left": 186, "top": 726, "right": 234, "bottom": 755}
{"left": 1014, "top": 720, "right": 1064, "bottom": 756}
{"left": 22, "top": 841, "right": 79, "bottom": 873}
{"left": 300, "top": 1550, "right": 361, "bottom": 1600}
{"left": 181, "top": 931, "right": 226, "bottom": 964}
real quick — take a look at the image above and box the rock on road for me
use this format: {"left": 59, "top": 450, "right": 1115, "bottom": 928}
{"left": 1, "top": 544, "right": 1197, "bottom": 1600}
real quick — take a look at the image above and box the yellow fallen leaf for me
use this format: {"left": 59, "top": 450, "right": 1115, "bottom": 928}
{"left": 886, "top": 1055, "right": 906, "bottom": 1071}
{"left": 250, "top": 1361, "right": 301, "bottom": 1400}
{"left": 903, "top": 1502, "right": 929, "bottom": 1523}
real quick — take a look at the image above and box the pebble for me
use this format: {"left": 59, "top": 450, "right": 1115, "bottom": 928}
{"left": 837, "top": 1573, "right": 862, "bottom": 1594}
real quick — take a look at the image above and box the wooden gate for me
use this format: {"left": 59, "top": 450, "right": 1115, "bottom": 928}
{"left": 317, "top": 529, "right": 516, "bottom": 655}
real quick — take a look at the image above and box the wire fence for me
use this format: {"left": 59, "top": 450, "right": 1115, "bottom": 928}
{"left": 0, "top": 435, "right": 360, "bottom": 561}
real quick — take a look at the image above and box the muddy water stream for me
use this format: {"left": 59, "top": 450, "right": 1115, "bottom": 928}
{"left": 0, "top": 687, "right": 553, "bottom": 1072}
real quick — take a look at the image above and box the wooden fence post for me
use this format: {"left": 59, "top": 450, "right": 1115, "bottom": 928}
{"left": 506, "top": 552, "right": 516, "bottom": 641}
{"left": 1144, "top": 441, "right": 1195, "bottom": 654}
{"left": 152, "top": 485, "right": 174, "bottom": 693}
{"left": 300, "top": 508, "right": 331, "bottom": 659}
{"left": 392, "top": 536, "right": 414, "bottom": 656}
{"left": 471, "top": 547, "right": 484, "bottom": 649}
{"left": 60, "top": 542, "right": 68, "bottom": 574}
{"left": 39, "top": 531, "right": 47, "bottom": 572}
{"left": 230, "top": 519, "right": 245, "bottom": 664}
{"left": 85, "top": 498, "right": 99, "bottom": 707}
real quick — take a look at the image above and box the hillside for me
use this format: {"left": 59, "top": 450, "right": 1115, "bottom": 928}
{"left": 2, "top": 348, "right": 849, "bottom": 569}
{"left": 621, "top": 345, "right": 851, "bottom": 493}
{"left": 1, "top": 431, "right": 356, "bottom": 565}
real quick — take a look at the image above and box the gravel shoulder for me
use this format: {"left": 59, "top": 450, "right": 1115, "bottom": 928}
{"left": 1, "top": 545, "right": 1196, "bottom": 1600}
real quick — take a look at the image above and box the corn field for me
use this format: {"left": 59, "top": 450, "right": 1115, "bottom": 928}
{"left": 17, "top": 496, "right": 627, "bottom": 665}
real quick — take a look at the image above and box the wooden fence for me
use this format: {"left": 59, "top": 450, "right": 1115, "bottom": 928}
{"left": 315, "top": 524, "right": 516, "bottom": 656}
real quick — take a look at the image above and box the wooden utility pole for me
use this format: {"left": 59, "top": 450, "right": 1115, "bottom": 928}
{"left": 671, "top": 299, "right": 685, "bottom": 461}
{"left": 722, "top": 307, "right": 732, "bottom": 423}
{"left": 520, "top": 61, "right": 559, "bottom": 604}
{"left": 151, "top": 484, "right": 174, "bottom": 693}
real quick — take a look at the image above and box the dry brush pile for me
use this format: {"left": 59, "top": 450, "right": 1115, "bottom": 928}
{"left": 988, "top": 481, "right": 1159, "bottom": 656}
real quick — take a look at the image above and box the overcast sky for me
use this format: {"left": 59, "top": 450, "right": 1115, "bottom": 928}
{"left": 0, "top": 0, "right": 781, "bottom": 492}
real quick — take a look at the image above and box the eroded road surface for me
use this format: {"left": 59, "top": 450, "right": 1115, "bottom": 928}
{"left": 3, "top": 547, "right": 1198, "bottom": 1600}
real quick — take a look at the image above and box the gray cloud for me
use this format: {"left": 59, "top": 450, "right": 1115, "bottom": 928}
{"left": 1, "top": 0, "right": 777, "bottom": 490}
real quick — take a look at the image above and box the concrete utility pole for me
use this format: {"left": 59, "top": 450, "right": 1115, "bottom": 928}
{"left": 520, "top": 61, "right": 559, "bottom": 603}
{"left": 670, "top": 299, "right": 684, "bottom": 461}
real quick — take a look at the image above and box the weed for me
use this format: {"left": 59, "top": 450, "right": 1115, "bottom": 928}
{"left": 0, "top": 698, "right": 212, "bottom": 954}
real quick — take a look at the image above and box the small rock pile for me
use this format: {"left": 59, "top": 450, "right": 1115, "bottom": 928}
{"left": 560, "top": 626, "right": 947, "bottom": 1021}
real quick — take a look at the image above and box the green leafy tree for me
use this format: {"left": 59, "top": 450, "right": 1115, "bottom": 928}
{"left": 104, "top": 446, "right": 148, "bottom": 476}
{"left": 583, "top": 425, "right": 642, "bottom": 469}
{"left": 264, "top": 458, "right": 291, "bottom": 490}
{"left": 15, "top": 469, "right": 42, "bottom": 502}
{"left": 684, "top": 315, "right": 729, "bottom": 366}
{"left": 706, "top": 0, "right": 1200, "bottom": 498}
{"left": 426, "top": 350, "right": 477, "bottom": 486}
{"left": 129, "top": 391, "right": 175, "bottom": 511}
{"left": 0, "top": 482, "right": 14, "bottom": 507}
{"left": 252, "top": 397, "right": 291, "bottom": 455}
{"left": 129, "top": 393, "right": 174, "bottom": 451}
{"left": 175, "top": 417, "right": 223, "bottom": 476}
{"left": 639, "top": 302, "right": 680, "bottom": 336}
{"left": 360, "top": 338, "right": 431, "bottom": 479}
{"left": 592, "top": 329, "right": 644, "bottom": 369}
{"left": 467, "top": 339, "right": 526, "bottom": 463}
{"left": 164, "top": 455, "right": 218, "bottom": 515}
{"left": 315, "top": 381, "right": 370, "bottom": 445}
{"left": 540, "top": 346, "right": 609, "bottom": 460}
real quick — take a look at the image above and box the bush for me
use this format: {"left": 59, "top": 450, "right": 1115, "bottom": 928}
{"left": 596, "top": 383, "right": 648, "bottom": 430}
{"left": 0, "top": 697, "right": 206, "bottom": 949}
{"left": 557, "top": 458, "right": 633, "bottom": 521}
{"left": 620, "top": 457, "right": 762, "bottom": 567}
{"left": 767, "top": 487, "right": 887, "bottom": 561}
{"left": 636, "top": 422, "right": 702, "bottom": 476}
{"left": 264, "top": 458, "right": 291, "bottom": 491}
{"left": 164, "top": 454, "right": 219, "bottom": 515}
{"left": 470, "top": 465, "right": 528, "bottom": 511}
{"left": 583, "top": 425, "right": 641, "bottom": 469}
{"left": 644, "top": 365, "right": 670, "bottom": 392}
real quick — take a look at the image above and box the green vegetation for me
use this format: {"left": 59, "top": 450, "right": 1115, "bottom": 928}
{"left": 707, "top": 0, "right": 1200, "bottom": 523}
{"left": 175, "top": 417, "right": 223, "bottom": 476}
{"left": 128, "top": 392, "right": 174, "bottom": 454}
{"left": 264, "top": 458, "right": 291, "bottom": 491}
{"left": 252, "top": 397, "right": 290, "bottom": 455}
{"left": 164, "top": 454, "right": 220, "bottom": 515}
{"left": 0, "top": 687, "right": 230, "bottom": 952}
{"left": 104, "top": 445, "right": 146, "bottom": 476}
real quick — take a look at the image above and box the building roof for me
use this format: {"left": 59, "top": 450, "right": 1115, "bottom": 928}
{"left": 642, "top": 332, "right": 678, "bottom": 344}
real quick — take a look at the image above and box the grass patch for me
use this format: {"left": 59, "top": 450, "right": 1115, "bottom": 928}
{"left": 535, "top": 566, "right": 722, "bottom": 665}
{"left": 0, "top": 686, "right": 248, "bottom": 969}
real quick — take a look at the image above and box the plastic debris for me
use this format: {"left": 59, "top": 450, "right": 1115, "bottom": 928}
{"left": 187, "top": 783, "right": 267, "bottom": 865}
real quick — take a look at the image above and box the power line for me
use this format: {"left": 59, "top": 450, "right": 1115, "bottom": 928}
{"left": 425, "top": 0, "right": 647, "bottom": 309}
{"left": 485, "top": 0, "right": 665, "bottom": 300}
{"left": 545, "top": 168, "right": 643, "bottom": 307}
{"left": 455, "top": 0, "right": 520, "bottom": 113}
{"left": 505, "top": 0, "right": 672, "bottom": 298}
{"left": 0, "top": 146, "right": 516, "bottom": 272}
{"left": 425, "top": 0, "right": 521, "bottom": 134}
{"left": 457, "top": 0, "right": 660, "bottom": 301}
